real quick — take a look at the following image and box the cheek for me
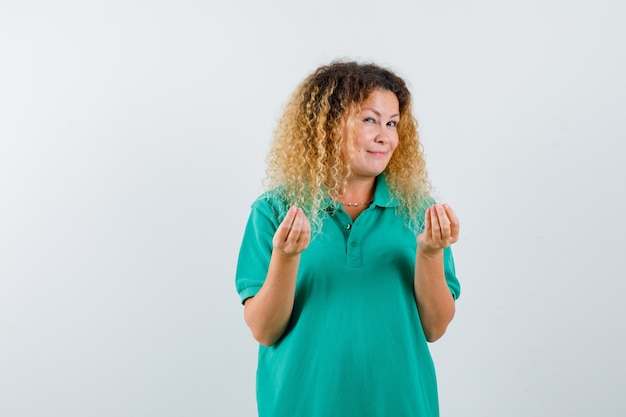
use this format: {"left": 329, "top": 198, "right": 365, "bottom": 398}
{"left": 351, "top": 136, "right": 368, "bottom": 153}
{"left": 390, "top": 135, "right": 400, "bottom": 153}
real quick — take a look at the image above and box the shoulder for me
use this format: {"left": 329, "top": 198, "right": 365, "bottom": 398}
{"left": 250, "top": 188, "right": 289, "bottom": 222}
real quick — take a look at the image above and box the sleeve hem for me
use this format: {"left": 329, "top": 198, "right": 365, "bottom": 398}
{"left": 238, "top": 285, "right": 262, "bottom": 305}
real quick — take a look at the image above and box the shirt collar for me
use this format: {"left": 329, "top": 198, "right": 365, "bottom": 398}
{"left": 372, "top": 174, "right": 399, "bottom": 208}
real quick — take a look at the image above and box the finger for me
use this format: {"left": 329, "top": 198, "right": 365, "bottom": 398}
{"left": 429, "top": 205, "right": 442, "bottom": 242}
{"left": 297, "top": 213, "right": 312, "bottom": 245}
{"left": 277, "top": 206, "right": 298, "bottom": 242}
{"left": 434, "top": 203, "right": 451, "bottom": 239}
{"left": 287, "top": 208, "right": 305, "bottom": 242}
{"left": 423, "top": 206, "right": 432, "bottom": 233}
{"left": 443, "top": 203, "right": 460, "bottom": 239}
{"left": 289, "top": 208, "right": 313, "bottom": 244}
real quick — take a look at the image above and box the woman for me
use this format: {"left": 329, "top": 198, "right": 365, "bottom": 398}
{"left": 235, "top": 60, "right": 460, "bottom": 417}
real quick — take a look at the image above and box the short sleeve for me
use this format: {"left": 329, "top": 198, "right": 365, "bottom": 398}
{"left": 443, "top": 246, "right": 461, "bottom": 300}
{"left": 235, "top": 196, "right": 286, "bottom": 304}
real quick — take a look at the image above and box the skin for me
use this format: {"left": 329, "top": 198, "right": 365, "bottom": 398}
{"left": 414, "top": 203, "right": 459, "bottom": 341}
{"left": 342, "top": 89, "right": 400, "bottom": 186}
{"left": 244, "top": 89, "right": 459, "bottom": 346}
{"left": 243, "top": 205, "right": 311, "bottom": 347}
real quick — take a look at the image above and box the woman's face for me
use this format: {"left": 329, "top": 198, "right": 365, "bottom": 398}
{"left": 342, "top": 89, "right": 400, "bottom": 180}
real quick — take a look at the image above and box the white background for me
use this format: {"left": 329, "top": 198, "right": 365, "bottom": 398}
{"left": 1, "top": 1, "right": 625, "bottom": 416}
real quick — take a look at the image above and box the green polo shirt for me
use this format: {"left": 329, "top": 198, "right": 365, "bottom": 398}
{"left": 236, "top": 175, "right": 460, "bottom": 417}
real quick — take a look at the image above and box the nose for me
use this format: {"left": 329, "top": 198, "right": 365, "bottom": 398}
{"left": 375, "top": 126, "right": 389, "bottom": 143}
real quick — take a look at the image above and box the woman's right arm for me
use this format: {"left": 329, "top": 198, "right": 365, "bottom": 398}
{"left": 243, "top": 206, "right": 310, "bottom": 347}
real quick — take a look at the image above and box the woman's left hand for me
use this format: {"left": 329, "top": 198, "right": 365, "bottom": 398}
{"left": 417, "top": 203, "right": 460, "bottom": 254}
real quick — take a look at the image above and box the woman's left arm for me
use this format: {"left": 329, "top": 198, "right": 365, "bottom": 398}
{"left": 414, "top": 203, "right": 460, "bottom": 342}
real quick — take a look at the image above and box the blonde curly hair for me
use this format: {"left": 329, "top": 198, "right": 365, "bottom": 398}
{"left": 264, "top": 60, "right": 432, "bottom": 232}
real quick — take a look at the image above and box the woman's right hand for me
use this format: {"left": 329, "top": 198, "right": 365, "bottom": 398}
{"left": 272, "top": 205, "right": 311, "bottom": 256}
{"left": 245, "top": 206, "right": 310, "bottom": 346}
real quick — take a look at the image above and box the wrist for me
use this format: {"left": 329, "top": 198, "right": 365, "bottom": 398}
{"left": 272, "top": 249, "right": 302, "bottom": 262}
{"left": 416, "top": 246, "right": 443, "bottom": 259}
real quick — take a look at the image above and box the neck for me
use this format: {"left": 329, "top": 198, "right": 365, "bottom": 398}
{"left": 336, "top": 178, "right": 376, "bottom": 206}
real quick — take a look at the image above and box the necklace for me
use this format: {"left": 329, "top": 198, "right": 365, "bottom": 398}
{"left": 339, "top": 198, "right": 374, "bottom": 207}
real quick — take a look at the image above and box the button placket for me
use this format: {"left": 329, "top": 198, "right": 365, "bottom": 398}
{"left": 346, "top": 214, "right": 364, "bottom": 267}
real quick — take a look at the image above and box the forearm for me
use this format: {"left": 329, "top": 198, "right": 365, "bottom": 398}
{"left": 413, "top": 248, "right": 455, "bottom": 342}
{"left": 244, "top": 251, "right": 300, "bottom": 346}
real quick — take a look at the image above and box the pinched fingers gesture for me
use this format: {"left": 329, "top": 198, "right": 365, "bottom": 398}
{"left": 272, "top": 206, "right": 311, "bottom": 256}
{"left": 417, "top": 203, "right": 460, "bottom": 254}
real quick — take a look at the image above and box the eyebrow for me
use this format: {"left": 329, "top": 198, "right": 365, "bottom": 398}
{"left": 362, "top": 107, "right": 400, "bottom": 119}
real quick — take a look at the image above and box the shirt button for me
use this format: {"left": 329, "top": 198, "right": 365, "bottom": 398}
{"left": 350, "top": 241, "right": 358, "bottom": 247}
{"left": 345, "top": 224, "right": 351, "bottom": 230}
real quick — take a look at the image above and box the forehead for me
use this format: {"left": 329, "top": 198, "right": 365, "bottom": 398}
{"left": 360, "top": 89, "right": 400, "bottom": 111}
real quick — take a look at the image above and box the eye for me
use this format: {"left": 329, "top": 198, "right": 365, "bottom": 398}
{"left": 387, "top": 120, "right": 398, "bottom": 128}
{"left": 363, "top": 117, "right": 376, "bottom": 123}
